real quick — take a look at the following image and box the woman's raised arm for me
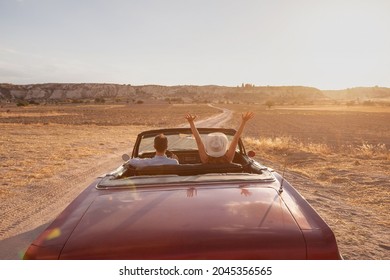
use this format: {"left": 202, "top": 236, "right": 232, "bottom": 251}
{"left": 185, "top": 114, "right": 208, "bottom": 163}
{"left": 225, "top": 112, "right": 254, "bottom": 162}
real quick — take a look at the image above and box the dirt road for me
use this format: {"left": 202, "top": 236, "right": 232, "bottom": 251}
{"left": 180, "top": 104, "right": 233, "bottom": 127}
{"left": 0, "top": 152, "right": 125, "bottom": 259}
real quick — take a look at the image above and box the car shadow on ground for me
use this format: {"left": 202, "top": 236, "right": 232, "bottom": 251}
{"left": 0, "top": 223, "right": 49, "bottom": 260}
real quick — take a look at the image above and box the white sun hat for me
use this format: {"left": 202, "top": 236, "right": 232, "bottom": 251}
{"left": 204, "top": 132, "right": 229, "bottom": 157}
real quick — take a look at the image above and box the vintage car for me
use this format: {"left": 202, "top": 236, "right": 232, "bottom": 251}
{"left": 24, "top": 128, "right": 341, "bottom": 260}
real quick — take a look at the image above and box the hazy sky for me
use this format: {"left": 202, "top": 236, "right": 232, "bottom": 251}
{"left": 1, "top": 0, "right": 389, "bottom": 89}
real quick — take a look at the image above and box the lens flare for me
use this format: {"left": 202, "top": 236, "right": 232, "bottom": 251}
{"left": 46, "top": 228, "right": 61, "bottom": 240}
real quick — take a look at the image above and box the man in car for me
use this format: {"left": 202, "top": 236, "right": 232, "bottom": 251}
{"left": 127, "top": 133, "right": 179, "bottom": 167}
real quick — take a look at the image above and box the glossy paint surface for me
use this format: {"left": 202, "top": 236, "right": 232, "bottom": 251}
{"left": 24, "top": 174, "right": 342, "bottom": 259}
{"left": 57, "top": 184, "right": 305, "bottom": 259}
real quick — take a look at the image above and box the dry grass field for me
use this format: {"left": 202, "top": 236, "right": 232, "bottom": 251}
{"left": 0, "top": 102, "right": 389, "bottom": 259}
{"left": 223, "top": 104, "right": 390, "bottom": 259}
{"left": 0, "top": 104, "right": 218, "bottom": 191}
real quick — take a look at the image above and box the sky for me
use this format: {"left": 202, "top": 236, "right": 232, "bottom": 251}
{"left": 0, "top": 0, "right": 389, "bottom": 90}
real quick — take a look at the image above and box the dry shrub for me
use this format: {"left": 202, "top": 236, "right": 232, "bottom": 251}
{"left": 302, "top": 142, "right": 332, "bottom": 155}
{"left": 355, "top": 143, "right": 389, "bottom": 159}
{"left": 244, "top": 136, "right": 332, "bottom": 156}
{"left": 244, "top": 136, "right": 292, "bottom": 154}
{"left": 339, "top": 143, "right": 389, "bottom": 160}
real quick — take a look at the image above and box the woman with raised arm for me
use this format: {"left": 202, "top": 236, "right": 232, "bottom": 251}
{"left": 185, "top": 112, "right": 254, "bottom": 164}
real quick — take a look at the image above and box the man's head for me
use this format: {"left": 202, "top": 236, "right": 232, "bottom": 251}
{"left": 154, "top": 134, "right": 168, "bottom": 154}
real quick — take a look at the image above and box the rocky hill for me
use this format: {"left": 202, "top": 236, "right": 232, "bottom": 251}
{"left": 323, "top": 87, "right": 390, "bottom": 101}
{"left": 0, "top": 83, "right": 325, "bottom": 104}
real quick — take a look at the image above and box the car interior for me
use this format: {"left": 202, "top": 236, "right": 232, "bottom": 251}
{"left": 114, "top": 129, "right": 267, "bottom": 178}
{"left": 118, "top": 150, "right": 265, "bottom": 178}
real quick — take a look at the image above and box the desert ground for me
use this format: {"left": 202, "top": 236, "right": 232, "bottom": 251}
{"left": 0, "top": 102, "right": 389, "bottom": 259}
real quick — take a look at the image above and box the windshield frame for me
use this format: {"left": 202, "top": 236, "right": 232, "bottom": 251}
{"left": 131, "top": 128, "right": 246, "bottom": 158}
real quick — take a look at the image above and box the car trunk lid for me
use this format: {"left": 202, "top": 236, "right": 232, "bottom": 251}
{"left": 60, "top": 185, "right": 306, "bottom": 259}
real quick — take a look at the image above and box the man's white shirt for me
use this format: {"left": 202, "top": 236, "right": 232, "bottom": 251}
{"left": 128, "top": 155, "right": 179, "bottom": 168}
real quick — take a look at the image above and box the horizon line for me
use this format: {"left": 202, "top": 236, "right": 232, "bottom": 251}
{"left": 1, "top": 82, "right": 389, "bottom": 91}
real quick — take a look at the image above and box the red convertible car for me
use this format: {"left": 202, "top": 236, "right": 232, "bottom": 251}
{"left": 24, "top": 128, "right": 341, "bottom": 259}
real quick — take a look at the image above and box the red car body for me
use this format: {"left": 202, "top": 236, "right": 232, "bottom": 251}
{"left": 24, "top": 128, "right": 341, "bottom": 260}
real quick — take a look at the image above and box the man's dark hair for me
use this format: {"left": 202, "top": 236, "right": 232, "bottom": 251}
{"left": 154, "top": 134, "right": 168, "bottom": 153}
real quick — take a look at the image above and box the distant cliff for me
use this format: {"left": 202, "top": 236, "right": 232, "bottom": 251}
{"left": 0, "top": 83, "right": 326, "bottom": 104}
{"left": 323, "top": 87, "right": 390, "bottom": 100}
{"left": 0, "top": 83, "right": 137, "bottom": 100}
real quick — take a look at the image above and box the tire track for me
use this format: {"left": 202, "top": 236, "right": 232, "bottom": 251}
{"left": 0, "top": 152, "right": 123, "bottom": 241}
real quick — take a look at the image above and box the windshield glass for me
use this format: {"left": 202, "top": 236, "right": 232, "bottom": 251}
{"left": 138, "top": 132, "right": 235, "bottom": 155}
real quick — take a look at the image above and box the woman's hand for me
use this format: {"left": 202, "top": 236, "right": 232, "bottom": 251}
{"left": 241, "top": 112, "right": 254, "bottom": 122}
{"left": 185, "top": 114, "right": 197, "bottom": 123}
